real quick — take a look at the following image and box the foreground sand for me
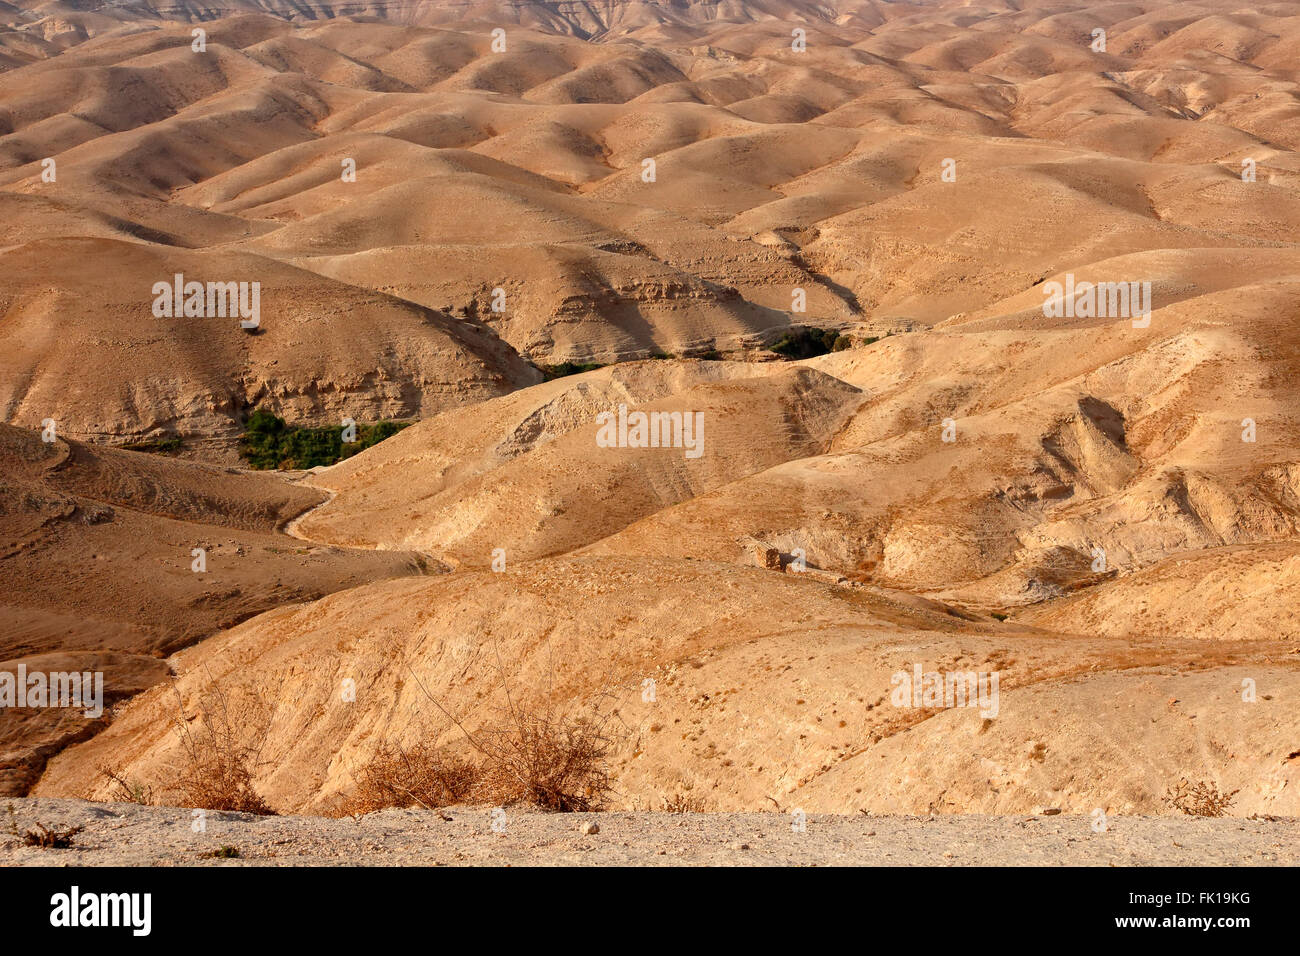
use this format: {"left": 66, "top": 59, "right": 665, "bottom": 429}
{"left": 2, "top": 798, "right": 1295, "bottom": 867}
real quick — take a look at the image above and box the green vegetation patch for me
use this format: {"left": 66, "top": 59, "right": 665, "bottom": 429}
{"left": 122, "top": 437, "right": 184, "bottom": 455}
{"left": 768, "top": 326, "right": 859, "bottom": 359}
{"left": 541, "top": 361, "right": 607, "bottom": 380}
{"left": 239, "top": 409, "right": 411, "bottom": 470}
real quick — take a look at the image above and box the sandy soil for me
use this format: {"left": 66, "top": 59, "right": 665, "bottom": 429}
{"left": 2, "top": 798, "right": 1296, "bottom": 867}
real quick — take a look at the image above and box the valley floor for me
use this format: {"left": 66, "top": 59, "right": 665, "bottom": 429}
{"left": 2, "top": 798, "right": 1295, "bottom": 867}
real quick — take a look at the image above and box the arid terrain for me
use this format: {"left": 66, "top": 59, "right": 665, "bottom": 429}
{"left": 1, "top": 0, "right": 1299, "bottom": 858}
{"left": 4, "top": 797, "right": 1298, "bottom": 866}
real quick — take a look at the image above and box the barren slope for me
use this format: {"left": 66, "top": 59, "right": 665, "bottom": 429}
{"left": 4, "top": 0, "right": 1300, "bottom": 823}
{"left": 0, "top": 424, "right": 422, "bottom": 795}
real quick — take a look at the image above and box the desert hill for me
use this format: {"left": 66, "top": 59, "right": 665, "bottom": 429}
{"left": 2, "top": 0, "right": 1299, "bottom": 822}
{"left": 37, "top": 554, "right": 1300, "bottom": 816}
{"left": 0, "top": 423, "right": 422, "bottom": 794}
{"left": 293, "top": 361, "right": 863, "bottom": 562}
{"left": 0, "top": 236, "right": 537, "bottom": 446}
{"left": 1, "top": 0, "right": 1297, "bottom": 445}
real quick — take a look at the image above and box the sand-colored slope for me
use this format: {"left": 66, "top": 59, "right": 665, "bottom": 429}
{"left": 580, "top": 263, "right": 1300, "bottom": 606}
{"left": 1018, "top": 543, "right": 1300, "bottom": 643}
{"left": 5, "top": 0, "right": 1300, "bottom": 823}
{"left": 0, "top": 237, "right": 538, "bottom": 446}
{"left": 5, "top": 1, "right": 1298, "bottom": 440}
{"left": 293, "top": 359, "right": 776, "bottom": 546}
{"left": 0, "top": 423, "right": 422, "bottom": 794}
{"left": 797, "top": 663, "right": 1300, "bottom": 816}
{"left": 298, "top": 363, "right": 862, "bottom": 562}
{"left": 35, "top": 554, "right": 1299, "bottom": 816}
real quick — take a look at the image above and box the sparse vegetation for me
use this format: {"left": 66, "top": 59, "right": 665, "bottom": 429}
{"left": 769, "top": 326, "right": 850, "bottom": 359}
{"left": 80, "top": 681, "right": 279, "bottom": 816}
{"left": 344, "top": 704, "right": 617, "bottom": 815}
{"left": 122, "top": 436, "right": 184, "bottom": 455}
{"left": 541, "top": 361, "right": 606, "bottom": 379}
{"left": 199, "top": 845, "right": 241, "bottom": 859}
{"left": 341, "top": 744, "right": 478, "bottom": 815}
{"left": 23, "top": 823, "right": 84, "bottom": 848}
{"left": 660, "top": 791, "right": 706, "bottom": 813}
{"left": 8, "top": 807, "right": 83, "bottom": 849}
{"left": 1164, "top": 778, "right": 1240, "bottom": 817}
{"left": 376, "top": 655, "right": 622, "bottom": 814}
{"left": 98, "top": 766, "right": 154, "bottom": 805}
{"left": 239, "top": 408, "right": 411, "bottom": 470}
{"left": 473, "top": 707, "right": 616, "bottom": 812}
{"left": 167, "top": 680, "right": 277, "bottom": 815}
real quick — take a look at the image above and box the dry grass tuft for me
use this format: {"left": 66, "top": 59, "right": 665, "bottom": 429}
{"left": 198, "top": 845, "right": 241, "bottom": 859}
{"left": 97, "top": 765, "right": 154, "bottom": 805}
{"left": 22, "top": 822, "right": 84, "bottom": 849}
{"left": 166, "top": 679, "right": 277, "bottom": 815}
{"left": 341, "top": 743, "right": 478, "bottom": 816}
{"left": 1164, "top": 778, "right": 1240, "bottom": 817}
{"left": 474, "top": 709, "right": 615, "bottom": 813}
{"left": 359, "top": 649, "right": 625, "bottom": 814}
{"left": 659, "top": 791, "right": 706, "bottom": 813}
{"left": 7, "top": 805, "right": 82, "bottom": 848}
{"left": 341, "top": 707, "right": 617, "bottom": 815}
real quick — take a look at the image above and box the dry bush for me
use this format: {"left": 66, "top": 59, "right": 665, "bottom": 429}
{"left": 1164, "top": 778, "right": 1240, "bottom": 817}
{"left": 21, "top": 822, "right": 84, "bottom": 848}
{"left": 167, "top": 679, "right": 277, "bottom": 815}
{"left": 97, "top": 765, "right": 154, "bottom": 805}
{"left": 341, "top": 743, "right": 479, "bottom": 815}
{"left": 7, "top": 805, "right": 82, "bottom": 849}
{"left": 660, "top": 791, "right": 706, "bottom": 813}
{"left": 199, "top": 846, "right": 241, "bottom": 859}
{"left": 405, "top": 652, "right": 621, "bottom": 813}
{"left": 473, "top": 708, "right": 615, "bottom": 812}
{"left": 339, "top": 711, "right": 615, "bottom": 815}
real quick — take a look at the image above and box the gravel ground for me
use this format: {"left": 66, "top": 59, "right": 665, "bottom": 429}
{"left": 2, "top": 798, "right": 1296, "bottom": 866}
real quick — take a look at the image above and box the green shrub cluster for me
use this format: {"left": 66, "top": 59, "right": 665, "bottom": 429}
{"left": 122, "top": 437, "right": 184, "bottom": 455}
{"left": 541, "top": 361, "right": 607, "bottom": 379}
{"left": 768, "top": 326, "right": 853, "bottom": 359}
{"left": 239, "top": 409, "right": 411, "bottom": 470}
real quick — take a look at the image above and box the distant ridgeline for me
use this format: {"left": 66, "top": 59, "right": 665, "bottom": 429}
{"left": 240, "top": 409, "right": 411, "bottom": 470}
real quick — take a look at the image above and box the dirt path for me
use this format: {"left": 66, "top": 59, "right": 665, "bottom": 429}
{"left": 3, "top": 799, "right": 1295, "bottom": 866}
{"left": 280, "top": 477, "right": 336, "bottom": 543}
